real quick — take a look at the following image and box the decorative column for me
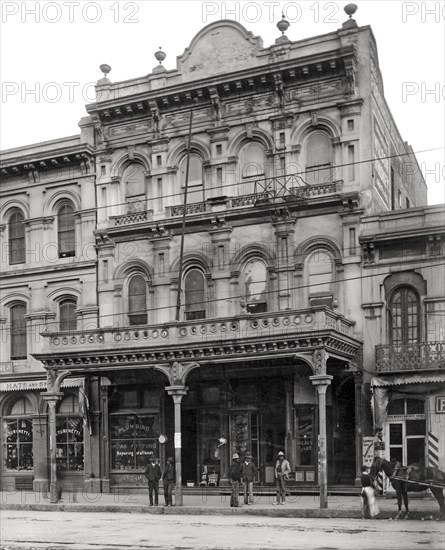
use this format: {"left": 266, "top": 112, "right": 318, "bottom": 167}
{"left": 272, "top": 217, "right": 295, "bottom": 311}
{"left": 310, "top": 348, "right": 332, "bottom": 509}
{"left": 32, "top": 413, "right": 49, "bottom": 493}
{"left": 40, "top": 369, "right": 70, "bottom": 503}
{"left": 165, "top": 385, "right": 188, "bottom": 506}
{"left": 41, "top": 393, "right": 63, "bottom": 503}
{"left": 353, "top": 371, "right": 363, "bottom": 486}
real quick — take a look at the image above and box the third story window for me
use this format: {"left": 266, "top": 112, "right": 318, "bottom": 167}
{"left": 8, "top": 210, "right": 25, "bottom": 265}
{"left": 58, "top": 204, "right": 76, "bottom": 258}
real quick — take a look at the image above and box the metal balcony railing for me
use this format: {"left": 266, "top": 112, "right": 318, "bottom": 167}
{"left": 110, "top": 179, "right": 340, "bottom": 226}
{"left": 375, "top": 341, "right": 445, "bottom": 372}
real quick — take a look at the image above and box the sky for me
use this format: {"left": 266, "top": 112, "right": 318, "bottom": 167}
{"left": 1, "top": 0, "right": 444, "bottom": 204}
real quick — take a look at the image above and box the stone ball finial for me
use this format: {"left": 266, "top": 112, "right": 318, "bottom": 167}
{"left": 344, "top": 3, "right": 358, "bottom": 18}
{"left": 100, "top": 64, "right": 111, "bottom": 76}
{"left": 154, "top": 47, "right": 166, "bottom": 65}
{"left": 277, "top": 13, "right": 290, "bottom": 35}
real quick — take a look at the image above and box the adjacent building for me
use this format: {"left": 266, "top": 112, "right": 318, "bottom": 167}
{"left": 0, "top": 9, "right": 442, "bottom": 499}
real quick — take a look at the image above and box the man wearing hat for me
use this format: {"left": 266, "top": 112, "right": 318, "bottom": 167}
{"left": 229, "top": 453, "right": 242, "bottom": 507}
{"left": 240, "top": 451, "right": 258, "bottom": 505}
{"left": 274, "top": 451, "right": 291, "bottom": 505}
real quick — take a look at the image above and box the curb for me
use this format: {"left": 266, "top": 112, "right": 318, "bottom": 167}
{"left": 1, "top": 503, "right": 440, "bottom": 520}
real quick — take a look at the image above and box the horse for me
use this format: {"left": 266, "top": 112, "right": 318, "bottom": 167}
{"left": 370, "top": 457, "right": 445, "bottom": 520}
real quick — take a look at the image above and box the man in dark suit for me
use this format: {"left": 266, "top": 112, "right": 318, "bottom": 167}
{"left": 162, "top": 456, "right": 175, "bottom": 506}
{"left": 144, "top": 456, "right": 162, "bottom": 506}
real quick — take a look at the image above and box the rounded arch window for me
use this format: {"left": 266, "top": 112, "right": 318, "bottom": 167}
{"left": 239, "top": 143, "right": 266, "bottom": 179}
{"left": 307, "top": 250, "right": 333, "bottom": 295}
{"left": 123, "top": 163, "right": 146, "bottom": 200}
{"left": 305, "top": 133, "right": 333, "bottom": 184}
{"left": 389, "top": 287, "right": 420, "bottom": 346}
{"left": 59, "top": 298, "right": 77, "bottom": 332}
{"left": 3, "top": 396, "right": 34, "bottom": 472}
{"left": 243, "top": 259, "right": 268, "bottom": 313}
{"left": 180, "top": 155, "right": 204, "bottom": 203}
{"left": 128, "top": 274, "right": 148, "bottom": 326}
{"left": 56, "top": 394, "right": 84, "bottom": 472}
{"left": 58, "top": 203, "right": 75, "bottom": 258}
{"left": 8, "top": 209, "right": 25, "bottom": 265}
{"left": 10, "top": 302, "right": 27, "bottom": 360}
{"left": 184, "top": 268, "right": 206, "bottom": 321}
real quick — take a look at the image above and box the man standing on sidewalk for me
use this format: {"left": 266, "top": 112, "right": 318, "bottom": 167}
{"left": 241, "top": 451, "right": 257, "bottom": 505}
{"left": 229, "top": 453, "right": 242, "bottom": 507}
{"left": 144, "top": 456, "right": 162, "bottom": 506}
{"left": 274, "top": 451, "right": 291, "bottom": 505}
{"left": 163, "top": 457, "right": 175, "bottom": 507}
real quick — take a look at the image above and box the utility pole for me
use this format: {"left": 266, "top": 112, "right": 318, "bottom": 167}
{"left": 175, "top": 101, "right": 195, "bottom": 322}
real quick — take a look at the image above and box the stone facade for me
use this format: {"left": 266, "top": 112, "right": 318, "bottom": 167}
{"left": 0, "top": 15, "right": 439, "bottom": 499}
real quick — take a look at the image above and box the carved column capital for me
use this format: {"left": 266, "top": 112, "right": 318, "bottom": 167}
{"left": 312, "top": 348, "right": 328, "bottom": 375}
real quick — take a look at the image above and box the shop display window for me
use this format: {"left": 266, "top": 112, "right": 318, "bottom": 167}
{"left": 3, "top": 418, "right": 33, "bottom": 471}
{"left": 56, "top": 416, "right": 84, "bottom": 471}
{"left": 110, "top": 414, "right": 159, "bottom": 470}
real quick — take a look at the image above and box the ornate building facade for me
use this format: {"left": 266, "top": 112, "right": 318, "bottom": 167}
{"left": 1, "top": 11, "right": 440, "bottom": 501}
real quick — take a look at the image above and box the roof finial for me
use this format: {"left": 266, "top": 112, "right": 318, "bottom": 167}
{"left": 275, "top": 12, "right": 290, "bottom": 45}
{"left": 343, "top": 4, "right": 358, "bottom": 28}
{"left": 97, "top": 64, "right": 112, "bottom": 85}
{"left": 153, "top": 47, "right": 167, "bottom": 74}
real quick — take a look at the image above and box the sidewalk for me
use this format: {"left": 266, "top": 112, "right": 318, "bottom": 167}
{"left": 0, "top": 490, "right": 440, "bottom": 519}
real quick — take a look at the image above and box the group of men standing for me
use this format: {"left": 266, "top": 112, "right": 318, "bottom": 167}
{"left": 144, "top": 456, "right": 175, "bottom": 506}
{"left": 230, "top": 451, "right": 291, "bottom": 507}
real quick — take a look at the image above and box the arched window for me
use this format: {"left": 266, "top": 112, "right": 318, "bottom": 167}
{"left": 8, "top": 210, "right": 25, "bottom": 265}
{"left": 3, "top": 397, "right": 33, "bottom": 472}
{"left": 240, "top": 143, "right": 265, "bottom": 179}
{"left": 243, "top": 259, "right": 268, "bottom": 313}
{"left": 184, "top": 269, "right": 206, "bottom": 320}
{"left": 56, "top": 395, "right": 84, "bottom": 472}
{"left": 389, "top": 287, "right": 420, "bottom": 346}
{"left": 58, "top": 203, "right": 75, "bottom": 258}
{"left": 305, "top": 134, "right": 333, "bottom": 184}
{"left": 308, "top": 250, "right": 333, "bottom": 295}
{"left": 10, "top": 303, "right": 27, "bottom": 360}
{"left": 60, "top": 299, "right": 77, "bottom": 332}
{"left": 180, "top": 155, "right": 204, "bottom": 203}
{"left": 128, "top": 274, "right": 148, "bottom": 325}
{"left": 123, "top": 163, "right": 146, "bottom": 212}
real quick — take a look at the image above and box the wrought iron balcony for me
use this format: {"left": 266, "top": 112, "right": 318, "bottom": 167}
{"left": 375, "top": 342, "right": 445, "bottom": 373}
{"left": 38, "top": 307, "right": 359, "bottom": 369}
{"left": 110, "top": 179, "right": 341, "bottom": 226}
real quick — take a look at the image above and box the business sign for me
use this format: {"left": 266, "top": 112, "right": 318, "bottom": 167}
{"left": 436, "top": 396, "right": 445, "bottom": 413}
{"left": 362, "top": 437, "right": 374, "bottom": 467}
{"left": 0, "top": 363, "right": 14, "bottom": 374}
{"left": 0, "top": 378, "right": 83, "bottom": 392}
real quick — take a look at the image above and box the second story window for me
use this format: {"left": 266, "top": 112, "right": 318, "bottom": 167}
{"left": 305, "top": 134, "right": 333, "bottom": 184}
{"left": 124, "top": 163, "right": 146, "bottom": 212}
{"left": 58, "top": 203, "right": 75, "bottom": 258}
{"left": 10, "top": 303, "right": 27, "bottom": 360}
{"left": 8, "top": 210, "right": 25, "bottom": 265}
{"left": 243, "top": 259, "right": 268, "bottom": 314}
{"left": 180, "top": 155, "right": 204, "bottom": 204}
{"left": 389, "top": 287, "right": 420, "bottom": 346}
{"left": 184, "top": 269, "right": 206, "bottom": 320}
{"left": 128, "top": 274, "right": 148, "bottom": 326}
{"left": 60, "top": 299, "right": 77, "bottom": 332}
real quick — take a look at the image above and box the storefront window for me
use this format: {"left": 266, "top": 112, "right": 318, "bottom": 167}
{"left": 387, "top": 397, "right": 425, "bottom": 465}
{"left": 295, "top": 406, "right": 315, "bottom": 466}
{"left": 56, "top": 394, "right": 84, "bottom": 472}
{"left": 56, "top": 417, "right": 84, "bottom": 471}
{"left": 3, "top": 418, "right": 33, "bottom": 471}
{"left": 110, "top": 414, "right": 159, "bottom": 470}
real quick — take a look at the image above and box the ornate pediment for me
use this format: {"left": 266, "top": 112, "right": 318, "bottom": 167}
{"left": 177, "top": 20, "right": 263, "bottom": 80}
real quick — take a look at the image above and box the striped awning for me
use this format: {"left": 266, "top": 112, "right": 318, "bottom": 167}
{"left": 372, "top": 372, "right": 445, "bottom": 387}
